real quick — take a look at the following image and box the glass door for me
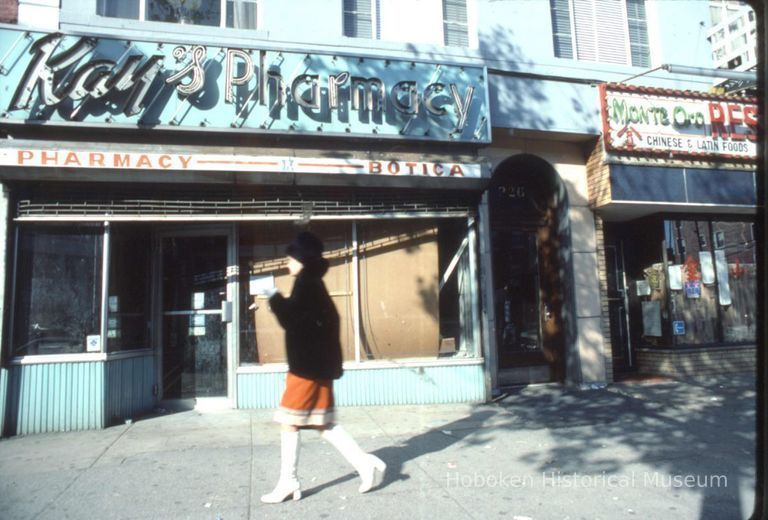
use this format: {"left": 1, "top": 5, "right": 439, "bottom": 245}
{"left": 160, "top": 233, "right": 230, "bottom": 399}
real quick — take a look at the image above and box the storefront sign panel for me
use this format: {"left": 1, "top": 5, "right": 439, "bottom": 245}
{"left": 0, "top": 28, "right": 490, "bottom": 143}
{"left": 600, "top": 84, "right": 757, "bottom": 161}
{"left": 0, "top": 147, "right": 482, "bottom": 178}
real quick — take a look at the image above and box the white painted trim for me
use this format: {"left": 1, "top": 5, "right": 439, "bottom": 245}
{"left": 11, "top": 353, "right": 108, "bottom": 365}
{"left": 15, "top": 213, "right": 473, "bottom": 223}
{"left": 105, "top": 348, "right": 154, "bottom": 361}
{"left": 235, "top": 357, "right": 484, "bottom": 374}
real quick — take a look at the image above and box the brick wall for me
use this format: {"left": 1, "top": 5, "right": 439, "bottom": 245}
{"left": 0, "top": 0, "right": 18, "bottom": 23}
{"left": 586, "top": 140, "right": 611, "bottom": 207}
{"left": 594, "top": 216, "right": 614, "bottom": 382}
{"left": 637, "top": 346, "right": 756, "bottom": 377}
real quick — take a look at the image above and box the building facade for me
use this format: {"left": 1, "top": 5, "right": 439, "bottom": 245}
{"left": 0, "top": 0, "right": 753, "bottom": 436}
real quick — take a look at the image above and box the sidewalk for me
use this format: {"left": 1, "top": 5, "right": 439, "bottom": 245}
{"left": 0, "top": 374, "right": 757, "bottom": 520}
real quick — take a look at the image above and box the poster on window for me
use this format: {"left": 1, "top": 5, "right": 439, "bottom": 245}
{"left": 685, "top": 281, "right": 701, "bottom": 299}
{"left": 642, "top": 301, "right": 662, "bottom": 337}
{"left": 636, "top": 280, "right": 651, "bottom": 296}
{"left": 714, "top": 249, "right": 732, "bottom": 306}
{"left": 668, "top": 264, "right": 683, "bottom": 290}
{"left": 699, "top": 251, "right": 715, "bottom": 284}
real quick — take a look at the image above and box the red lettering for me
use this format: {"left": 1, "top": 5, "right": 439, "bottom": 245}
{"left": 17, "top": 150, "right": 34, "bottom": 165}
{"left": 63, "top": 152, "right": 81, "bottom": 166}
{"left": 433, "top": 164, "right": 444, "bottom": 176}
{"left": 744, "top": 105, "right": 758, "bottom": 126}
{"left": 449, "top": 164, "right": 464, "bottom": 177}
{"left": 369, "top": 161, "right": 382, "bottom": 174}
{"left": 422, "top": 164, "right": 429, "bottom": 176}
{"left": 727, "top": 103, "right": 745, "bottom": 140}
{"left": 113, "top": 154, "right": 131, "bottom": 168}
{"left": 136, "top": 154, "right": 152, "bottom": 168}
{"left": 158, "top": 155, "right": 172, "bottom": 169}
{"left": 708, "top": 102, "right": 727, "bottom": 138}
{"left": 89, "top": 152, "right": 105, "bottom": 167}
{"left": 387, "top": 161, "right": 399, "bottom": 175}
{"left": 41, "top": 151, "right": 58, "bottom": 165}
{"left": 743, "top": 106, "right": 758, "bottom": 142}
{"left": 178, "top": 155, "right": 192, "bottom": 169}
{"left": 405, "top": 162, "right": 417, "bottom": 175}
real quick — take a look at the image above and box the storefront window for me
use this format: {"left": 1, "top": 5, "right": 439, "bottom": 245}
{"left": 632, "top": 218, "right": 756, "bottom": 347}
{"left": 358, "top": 218, "right": 475, "bottom": 361}
{"left": 12, "top": 226, "right": 103, "bottom": 356}
{"left": 239, "top": 222, "right": 355, "bottom": 365}
{"left": 107, "top": 225, "right": 151, "bottom": 351}
{"left": 239, "top": 218, "right": 477, "bottom": 365}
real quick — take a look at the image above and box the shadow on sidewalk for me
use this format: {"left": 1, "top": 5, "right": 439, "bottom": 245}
{"left": 305, "top": 375, "right": 756, "bottom": 519}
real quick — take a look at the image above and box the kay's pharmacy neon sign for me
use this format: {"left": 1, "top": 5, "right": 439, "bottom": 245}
{"left": 0, "top": 29, "right": 490, "bottom": 143}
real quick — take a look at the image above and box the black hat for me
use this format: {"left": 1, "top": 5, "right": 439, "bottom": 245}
{"left": 286, "top": 231, "right": 324, "bottom": 264}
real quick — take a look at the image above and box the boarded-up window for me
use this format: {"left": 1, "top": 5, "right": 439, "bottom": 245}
{"left": 358, "top": 221, "right": 440, "bottom": 359}
{"left": 239, "top": 218, "right": 477, "bottom": 365}
{"left": 240, "top": 223, "right": 355, "bottom": 364}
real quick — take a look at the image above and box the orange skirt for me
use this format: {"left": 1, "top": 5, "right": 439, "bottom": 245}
{"left": 274, "top": 372, "right": 336, "bottom": 427}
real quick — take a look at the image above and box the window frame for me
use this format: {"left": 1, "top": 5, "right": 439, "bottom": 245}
{"left": 61, "top": 0, "right": 266, "bottom": 41}
{"left": 550, "top": 0, "right": 651, "bottom": 68}
{"left": 237, "top": 216, "right": 481, "bottom": 368}
{"left": 8, "top": 223, "right": 107, "bottom": 361}
{"left": 341, "top": 0, "right": 475, "bottom": 48}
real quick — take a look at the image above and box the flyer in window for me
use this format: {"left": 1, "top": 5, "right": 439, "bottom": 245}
{"left": 250, "top": 274, "right": 275, "bottom": 296}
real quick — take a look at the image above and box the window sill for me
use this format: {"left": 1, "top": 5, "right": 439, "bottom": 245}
{"left": 9, "top": 348, "right": 154, "bottom": 365}
{"left": 236, "top": 356, "right": 484, "bottom": 374}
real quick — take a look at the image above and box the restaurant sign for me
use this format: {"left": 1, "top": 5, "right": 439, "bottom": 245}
{"left": 0, "top": 28, "right": 490, "bottom": 143}
{"left": 0, "top": 147, "right": 483, "bottom": 178}
{"left": 600, "top": 84, "right": 757, "bottom": 160}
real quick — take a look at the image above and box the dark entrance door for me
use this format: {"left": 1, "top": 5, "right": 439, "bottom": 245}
{"left": 160, "top": 235, "right": 228, "bottom": 399}
{"left": 488, "top": 156, "right": 566, "bottom": 386}
{"left": 605, "top": 241, "right": 634, "bottom": 375}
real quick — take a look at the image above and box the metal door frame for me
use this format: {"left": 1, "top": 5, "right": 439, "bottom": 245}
{"left": 153, "top": 224, "right": 238, "bottom": 407}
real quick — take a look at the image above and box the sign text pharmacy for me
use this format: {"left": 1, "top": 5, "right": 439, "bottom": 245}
{"left": 600, "top": 84, "right": 757, "bottom": 160}
{"left": 0, "top": 29, "right": 490, "bottom": 143}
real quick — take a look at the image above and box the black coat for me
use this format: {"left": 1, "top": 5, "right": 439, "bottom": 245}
{"left": 268, "top": 258, "right": 343, "bottom": 380}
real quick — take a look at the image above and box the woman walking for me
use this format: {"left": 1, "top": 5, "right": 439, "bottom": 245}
{"left": 260, "top": 231, "right": 386, "bottom": 503}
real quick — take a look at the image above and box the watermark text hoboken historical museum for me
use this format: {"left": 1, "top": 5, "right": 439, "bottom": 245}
{"left": 445, "top": 471, "right": 728, "bottom": 489}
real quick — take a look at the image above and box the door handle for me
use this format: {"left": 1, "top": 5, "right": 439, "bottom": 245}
{"left": 221, "top": 301, "right": 233, "bottom": 323}
{"left": 544, "top": 303, "right": 552, "bottom": 320}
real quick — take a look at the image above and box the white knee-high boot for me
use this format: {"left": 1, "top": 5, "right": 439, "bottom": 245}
{"left": 261, "top": 430, "right": 302, "bottom": 503}
{"left": 321, "top": 425, "right": 386, "bottom": 493}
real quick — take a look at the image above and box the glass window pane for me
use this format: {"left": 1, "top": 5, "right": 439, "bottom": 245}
{"left": 148, "top": 0, "right": 221, "bottom": 26}
{"left": 239, "top": 222, "right": 355, "bottom": 365}
{"left": 98, "top": 0, "right": 140, "bottom": 18}
{"left": 712, "top": 221, "right": 756, "bottom": 342}
{"left": 358, "top": 219, "right": 476, "bottom": 361}
{"left": 13, "top": 226, "right": 103, "bottom": 356}
{"left": 227, "top": 0, "right": 257, "bottom": 29}
{"left": 107, "top": 225, "right": 151, "bottom": 352}
{"left": 667, "top": 220, "right": 718, "bottom": 345}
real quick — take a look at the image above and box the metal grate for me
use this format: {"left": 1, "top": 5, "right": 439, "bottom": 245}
{"left": 15, "top": 186, "right": 477, "bottom": 219}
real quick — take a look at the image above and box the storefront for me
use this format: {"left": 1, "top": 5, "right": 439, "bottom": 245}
{"left": 592, "top": 84, "right": 758, "bottom": 379}
{"left": 0, "top": 26, "right": 496, "bottom": 435}
{"left": 0, "top": 23, "right": 610, "bottom": 435}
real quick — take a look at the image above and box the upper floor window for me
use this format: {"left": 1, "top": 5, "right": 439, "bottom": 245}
{"left": 549, "top": 0, "right": 650, "bottom": 68}
{"left": 97, "top": 0, "right": 258, "bottom": 29}
{"left": 343, "top": 0, "right": 469, "bottom": 47}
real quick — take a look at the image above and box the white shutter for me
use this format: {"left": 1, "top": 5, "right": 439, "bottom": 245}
{"left": 573, "top": 0, "right": 597, "bottom": 61}
{"left": 594, "top": 0, "right": 628, "bottom": 64}
{"left": 343, "top": 0, "right": 373, "bottom": 38}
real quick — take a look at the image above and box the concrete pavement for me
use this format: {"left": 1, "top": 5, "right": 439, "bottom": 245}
{"left": 0, "top": 374, "right": 757, "bottom": 519}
